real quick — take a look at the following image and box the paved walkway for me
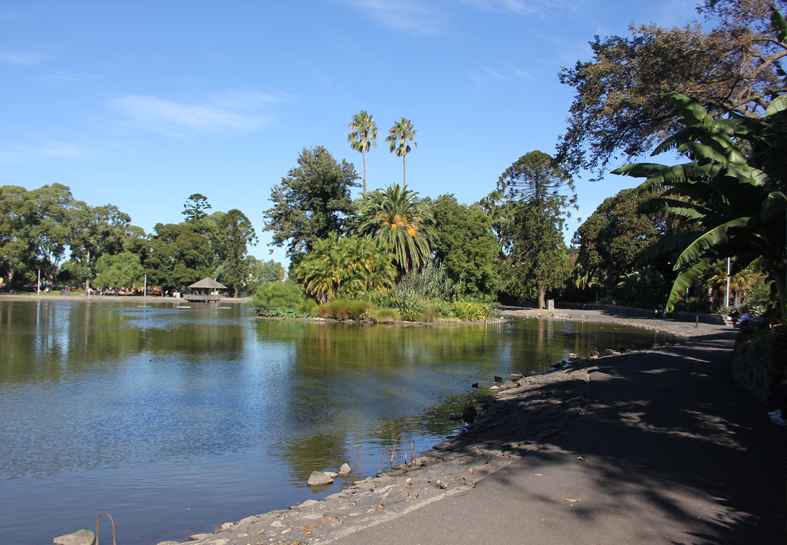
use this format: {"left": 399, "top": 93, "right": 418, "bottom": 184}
{"left": 330, "top": 332, "right": 787, "bottom": 545}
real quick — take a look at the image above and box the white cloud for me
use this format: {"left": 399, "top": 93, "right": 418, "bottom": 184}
{"left": 337, "top": 0, "right": 448, "bottom": 35}
{"left": 110, "top": 90, "right": 291, "bottom": 136}
{"left": 0, "top": 50, "right": 48, "bottom": 65}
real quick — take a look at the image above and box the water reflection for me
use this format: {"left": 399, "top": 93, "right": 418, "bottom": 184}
{"left": 0, "top": 300, "right": 674, "bottom": 545}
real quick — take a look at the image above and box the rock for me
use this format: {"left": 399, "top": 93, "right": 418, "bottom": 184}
{"left": 54, "top": 530, "right": 95, "bottom": 545}
{"left": 308, "top": 470, "right": 334, "bottom": 486}
{"left": 189, "top": 533, "right": 211, "bottom": 541}
{"left": 220, "top": 522, "right": 233, "bottom": 529}
{"left": 156, "top": 542, "right": 179, "bottom": 545}
{"left": 324, "top": 471, "right": 338, "bottom": 478}
{"left": 338, "top": 463, "right": 352, "bottom": 475}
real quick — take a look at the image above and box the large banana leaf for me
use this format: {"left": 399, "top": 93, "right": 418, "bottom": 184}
{"left": 633, "top": 230, "right": 706, "bottom": 268}
{"left": 638, "top": 197, "right": 710, "bottom": 221}
{"left": 673, "top": 216, "right": 755, "bottom": 270}
{"left": 665, "top": 257, "right": 712, "bottom": 312}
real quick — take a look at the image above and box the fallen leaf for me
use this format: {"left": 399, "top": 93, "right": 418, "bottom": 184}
{"left": 577, "top": 456, "right": 588, "bottom": 462}
{"left": 565, "top": 498, "right": 581, "bottom": 503}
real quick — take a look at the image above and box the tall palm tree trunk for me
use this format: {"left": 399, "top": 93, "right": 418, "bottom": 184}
{"left": 362, "top": 150, "right": 368, "bottom": 194}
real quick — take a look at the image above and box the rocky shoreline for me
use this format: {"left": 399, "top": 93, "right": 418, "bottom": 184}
{"left": 148, "top": 362, "right": 593, "bottom": 545}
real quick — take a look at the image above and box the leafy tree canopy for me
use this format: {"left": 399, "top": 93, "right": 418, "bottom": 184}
{"left": 93, "top": 251, "right": 145, "bottom": 289}
{"left": 214, "top": 209, "right": 258, "bottom": 297}
{"left": 145, "top": 222, "right": 214, "bottom": 291}
{"left": 263, "top": 146, "right": 359, "bottom": 267}
{"left": 430, "top": 194, "right": 501, "bottom": 295}
{"left": 572, "top": 188, "right": 673, "bottom": 306}
{"left": 556, "top": 0, "right": 787, "bottom": 180}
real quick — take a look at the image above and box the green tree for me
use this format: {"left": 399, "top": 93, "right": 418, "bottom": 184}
{"left": 214, "top": 209, "right": 258, "bottom": 298}
{"left": 431, "top": 194, "right": 501, "bottom": 295}
{"left": 352, "top": 183, "right": 435, "bottom": 274}
{"left": 0, "top": 186, "right": 36, "bottom": 286}
{"left": 93, "top": 251, "right": 145, "bottom": 289}
{"left": 572, "top": 188, "right": 672, "bottom": 305}
{"left": 348, "top": 110, "right": 378, "bottom": 195}
{"left": 28, "top": 184, "right": 74, "bottom": 284}
{"left": 68, "top": 202, "right": 135, "bottom": 293}
{"left": 248, "top": 258, "right": 286, "bottom": 291}
{"left": 263, "top": 146, "right": 359, "bottom": 267}
{"left": 556, "top": 0, "right": 787, "bottom": 180}
{"left": 182, "top": 193, "right": 212, "bottom": 224}
{"left": 294, "top": 233, "right": 395, "bottom": 303}
{"left": 496, "top": 151, "right": 576, "bottom": 308}
{"left": 386, "top": 118, "right": 417, "bottom": 185}
{"left": 145, "top": 222, "right": 214, "bottom": 291}
{"left": 613, "top": 88, "right": 787, "bottom": 319}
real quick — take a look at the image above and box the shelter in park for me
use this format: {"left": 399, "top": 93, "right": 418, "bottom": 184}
{"left": 185, "top": 277, "right": 226, "bottom": 303}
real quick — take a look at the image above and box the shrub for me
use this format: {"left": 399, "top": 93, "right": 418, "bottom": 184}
{"left": 365, "top": 308, "right": 401, "bottom": 323}
{"left": 317, "top": 299, "right": 375, "bottom": 320}
{"left": 250, "top": 280, "right": 303, "bottom": 315}
{"left": 452, "top": 301, "right": 490, "bottom": 321}
{"left": 297, "top": 299, "right": 319, "bottom": 316}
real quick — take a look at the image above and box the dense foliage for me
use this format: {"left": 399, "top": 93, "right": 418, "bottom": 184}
{"left": 557, "top": 0, "right": 787, "bottom": 180}
{"left": 431, "top": 194, "right": 501, "bottom": 295}
{"left": 263, "top": 146, "right": 359, "bottom": 267}
{"left": 572, "top": 188, "right": 674, "bottom": 307}
{"left": 490, "top": 151, "right": 576, "bottom": 307}
{"left": 614, "top": 89, "right": 787, "bottom": 319}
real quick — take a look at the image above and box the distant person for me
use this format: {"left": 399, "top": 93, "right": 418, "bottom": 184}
{"left": 738, "top": 308, "right": 751, "bottom": 328}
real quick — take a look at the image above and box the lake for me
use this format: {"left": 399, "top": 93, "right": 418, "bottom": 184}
{"left": 0, "top": 299, "right": 675, "bottom": 544}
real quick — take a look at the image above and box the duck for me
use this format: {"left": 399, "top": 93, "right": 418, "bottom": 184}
{"left": 471, "top": 383, "right": 479, "bottom": 388}
{"left": 494, "top": 375, "right": 503, "bottom": 382}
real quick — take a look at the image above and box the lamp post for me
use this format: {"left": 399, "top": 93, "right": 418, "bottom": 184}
{"left": 37, "top": 269, "right": 40, "bottom": 295}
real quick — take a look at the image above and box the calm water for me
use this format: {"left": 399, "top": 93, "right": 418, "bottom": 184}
{"left": 0, "top": 299, "right": 675, "bottom": 544}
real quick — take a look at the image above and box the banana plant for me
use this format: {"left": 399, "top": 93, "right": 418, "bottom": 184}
{"left": 613, "top": 83, "right": 787, "bottom": 319}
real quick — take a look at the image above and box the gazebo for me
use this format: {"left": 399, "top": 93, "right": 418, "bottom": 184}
{"left": 185, "top": 277, "right": 227, "bottom": 303}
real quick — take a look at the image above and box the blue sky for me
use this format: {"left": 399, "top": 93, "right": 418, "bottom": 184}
{"left": 1, "top": 0, "right": 701, "bottom": 266}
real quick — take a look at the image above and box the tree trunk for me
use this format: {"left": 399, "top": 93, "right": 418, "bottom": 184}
{"left": 403, "top": 155, "right": 407, "bottom": 186}
{"left": 537, "top": 286, "right": 546, "bottom": 309}
{"left": 362, "top": 149, "right": 368, "bottom": 194}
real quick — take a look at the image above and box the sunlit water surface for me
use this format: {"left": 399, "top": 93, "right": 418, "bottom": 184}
{"left": 0, "top": 300, "right": 676, "bottom": 544}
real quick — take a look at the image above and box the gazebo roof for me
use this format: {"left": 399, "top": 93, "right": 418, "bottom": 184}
{"left": 188, "top": 277, "right": 227, "bottom": 290}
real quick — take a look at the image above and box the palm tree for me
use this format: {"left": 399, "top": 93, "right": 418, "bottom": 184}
{"left": 294, "top": 233, "right": 395, "bottom": 302}
{"left": 386, "top": 118, "right": 417, "bottom": 185}
{"left": 352, "top": 183, "right": 435, "bottom": 274}
{"left": 347, "top": 111, "right": 378, "bottom": 194}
